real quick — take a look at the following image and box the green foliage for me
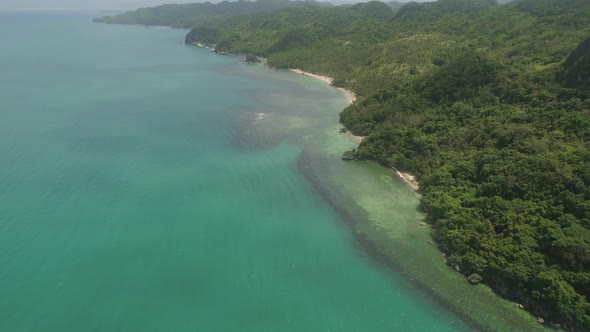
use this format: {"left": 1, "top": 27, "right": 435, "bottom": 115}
{"left": 185, "top": 27, "right": 223, "bottom": 45}
{"left": 386, "top": 1, "right": 407, "bottom": 13}
{"left": 350, "top": 1, "right": 396, "bottom": 21}
{"left": 93, "top": 0, "right": 327, "bottom": 29}
{"left": 559, "top": 36, "right": 590, "bottom": 90}
{"left": 245, "top": 53, "right": 262, "bottom": 63}
{"left": 396, "top": 0, "right": 497, "bottom": 18}
{"left": 421, "top": 50, "right": 501, "bottom": 103}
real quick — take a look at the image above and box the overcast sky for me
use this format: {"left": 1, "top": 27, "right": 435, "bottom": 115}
{"left": 0, "top": 0, "right": 432, "bottom": 10}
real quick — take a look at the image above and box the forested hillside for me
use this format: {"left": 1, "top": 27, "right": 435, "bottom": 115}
{"left": 93, "top": 0, "right": 328, "bottom": 28}
{"left": 182, "top": 0, "right": 590, "bottom": 329}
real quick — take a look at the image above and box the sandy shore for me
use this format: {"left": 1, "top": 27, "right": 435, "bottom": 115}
{"left": 290, "top": 67, "right": 419, "bottom": 191}
{"left": 336, "top": 88, "right": 357, "bottom": 106}
{"left": 289, "top": 69, "right": 364, "bottom": 140}
{"left": 346, "top": 131, "right": 365, "bottom": 143}
{"left": 290, "top": 69, "right": 356, "bottom": 106}
{"left": 392, "top": 167, "right": 420, "bottom": 191}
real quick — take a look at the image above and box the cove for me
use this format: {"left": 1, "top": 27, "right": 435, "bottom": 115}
{"left": 0, "top": 11, "right": 543, "bottom": 332}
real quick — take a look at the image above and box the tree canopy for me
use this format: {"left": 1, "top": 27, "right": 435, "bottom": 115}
{"left": 93, "top": 0, "right": 329, "bottom": 28}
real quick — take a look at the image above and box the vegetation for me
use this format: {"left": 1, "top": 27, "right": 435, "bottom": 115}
{"left": 97, "top": 0, "right": 590, "bottom": 329}
{"left": 245, "top": 53, "right": 262, "bottom": 63}
{"left": 93, "top": 0, "right": 329, "bottom": 28}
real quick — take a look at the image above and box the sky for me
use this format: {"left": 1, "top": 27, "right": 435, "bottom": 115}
{"left": 0, "top": 0, "right": 433, "bottom": 11}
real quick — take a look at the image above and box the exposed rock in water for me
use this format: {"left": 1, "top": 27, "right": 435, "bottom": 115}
{"left": 537, "top": 317, "right": 545, "bottom": 324}
{"left": 467, "top": 273, "right": 483, "bottom": 285}
{"left": 339, "top": 127, "right": 348, "bottom": 133}
{"left": 341, "top": 150, "right": 357, "bottom": 161}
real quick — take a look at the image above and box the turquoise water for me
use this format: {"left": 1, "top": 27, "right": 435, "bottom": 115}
{"left": 0, "top": 12, "right": 469, "bottom": 331}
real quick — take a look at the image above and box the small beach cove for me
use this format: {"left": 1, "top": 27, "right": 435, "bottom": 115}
{"left": 289, "top": 67, "right": 422, "bottom": 192}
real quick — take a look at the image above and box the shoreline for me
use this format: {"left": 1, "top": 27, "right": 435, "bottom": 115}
{"left": 392, "top": 167, "right": 420, "bottom": 192}
{"left": 289, "top": 68, "right": 421, "bottom": 192}
{"left": 295, "top": 152, "right": 487, "bottom": 332}
{"left": 285, "top": 62, "right": 548, "bottom": 331}
{"left": 240, "top": 51, "right": 544, "bottom": 332}
{"left": 289, "top": 68, "right": 356, "bottom": 106}
{"left": 345, "top": 131, "right": 365, "bottom": 143}
{"left": 217, "top": 55, "right": 542, "bottom": 331}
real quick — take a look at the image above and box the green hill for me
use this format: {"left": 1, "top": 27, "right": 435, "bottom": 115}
{"left": 93, "top": 0, "right": 328, "bottom": 28}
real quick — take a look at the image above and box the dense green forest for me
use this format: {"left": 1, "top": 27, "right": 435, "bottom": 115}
{"left": 91, "top": 0, "right": 414, "bottom": 28}
{"left": 93, "top": 0, "right": 329, "bottom": 28}
{"left": 99, "top": 0, "right": 590, "bottom": 329}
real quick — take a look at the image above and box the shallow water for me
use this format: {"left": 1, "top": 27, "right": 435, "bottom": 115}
{"left": 0, "top": 12, "right": 477, "bottom": 332}
{"left": 237, "top": 65, "right": 549, "bottom": 332}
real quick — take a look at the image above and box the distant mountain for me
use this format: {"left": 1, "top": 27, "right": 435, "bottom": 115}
{"left": 396, "top": 0, "right": 496, "bottom": 18}
{"left": 386, "top": 1, "right": 406, "bottom": 12}
{"left": 351, "top": 1, "right": 396, "bottom": 20}
{"left": 512, "top": 0, "right": 589, "bottom": 16}
{"left": 93, "top": 0, "right": 328, "bottom": 29}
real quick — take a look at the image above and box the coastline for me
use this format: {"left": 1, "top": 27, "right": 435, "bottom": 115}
{"left": 392, "top": 167, "right": 420, "bottom": 192}
{"left": 191, "top": 42, "right": 215, "bottom": 51}
{"left": 289, "top": 68, "right": 356, "bottom": 106}
{"left": 284, "top": 64, "right": 547, "bottom": 331}
{"left": 345, "top": 131, "right": 364, "bottom": 143}
{"left": 289, "top": 68, "right": 421, "bottom": 192}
